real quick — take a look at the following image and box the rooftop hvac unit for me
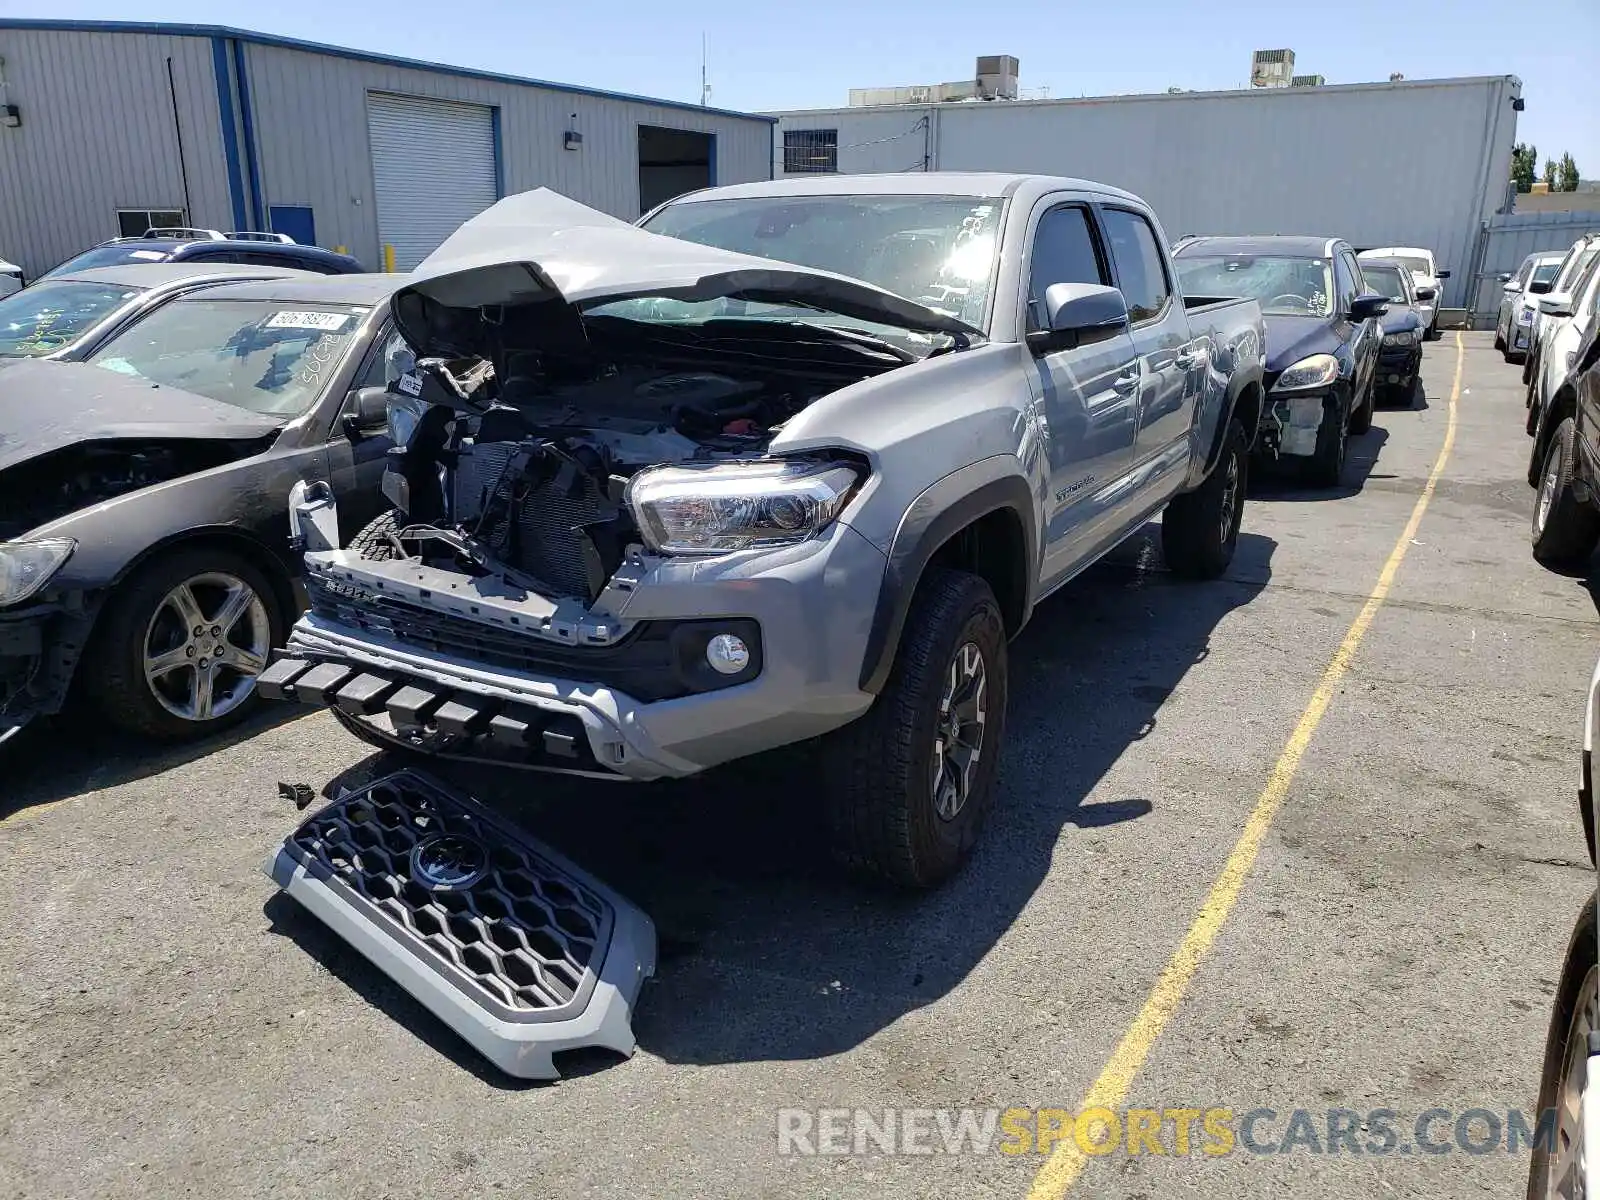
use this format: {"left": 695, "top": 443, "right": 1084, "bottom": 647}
{"left": 1250, "top": 48, "right": 1294, "bottom": 88}
{"left": 1291, "top": 74, "right": 1325, "bottom": 87}
{"left": 975, "top": 54, "right": 1020, "bottom": 100}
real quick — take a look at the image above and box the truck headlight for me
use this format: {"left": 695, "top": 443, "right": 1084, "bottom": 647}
{"left": 0, "top": 538, "right": 75, "bottom": 606}
{"left": 1272, "top": 354, "right": 1340, "bottom": 392}
{"left": 627, "top": 459, "right": 864, "bottom": 555}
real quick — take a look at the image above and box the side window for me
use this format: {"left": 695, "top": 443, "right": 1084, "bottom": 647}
{"left": 356, "top": 328, "right": 413, "bottom": 390}
{"left": 1342, "top": 250, "right": 1366, "bottom": 299}
{"left": 1100, "top": 208, "right": 1171, "bottom": 323}
{"left": 1332, "top": 253, "right": 1355, "bottom": 310}
{"left": 1516, "top": 259, "right": 1535, "bottom": 288}
{"left": 1026, "top": 205, "right": 1106, "bottom": 332}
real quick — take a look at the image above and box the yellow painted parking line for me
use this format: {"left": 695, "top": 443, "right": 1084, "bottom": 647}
{"left": 1026, "top": 333, "right": 1466, "bottom": 1198}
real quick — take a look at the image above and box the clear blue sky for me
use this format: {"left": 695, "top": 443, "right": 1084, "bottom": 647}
{"left": 4, "top": 0, "right": 1594, "bottom": 174}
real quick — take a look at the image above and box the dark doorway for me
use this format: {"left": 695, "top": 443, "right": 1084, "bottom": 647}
{"left": 637, "top": 126, "right": 713, "bottom": 215}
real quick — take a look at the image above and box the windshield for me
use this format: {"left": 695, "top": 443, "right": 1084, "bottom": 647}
{"left": 1175, "top": 254, "right": 1335, "bottom": 317}
{"left": 0, "top": 280, "right": 145, "bottom": 357}
{"left": 635, "top": 194, "right": 1002, "bottom": 332}
{"left": 1554, "top": 248, "right": 1598, "bottom": 290}
{"left": 1534, "top": 260, "right": 1566, "bottom": 287}
{"left": 86, "top": 299, "right": 369, "bottom": 416}
{"left": 1360, "top": 264, "right": 1411, "bottom": 304}
{"left": 41, "top": 245, "right": 177, "bottom": 278}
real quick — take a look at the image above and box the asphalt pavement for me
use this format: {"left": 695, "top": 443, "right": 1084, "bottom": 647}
{"left": 2, "top": 332, "right": 1593, "bottom": 1199}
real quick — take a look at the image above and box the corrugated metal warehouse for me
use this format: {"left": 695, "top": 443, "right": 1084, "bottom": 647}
{"left": 771, "top": 73, "right": 1524, "bottom": 310}
{"left": 0, "top": 19, "right": 774, "bottom": 277}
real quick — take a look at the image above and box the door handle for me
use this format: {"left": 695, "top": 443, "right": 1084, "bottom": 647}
{"left": 1111, "top": 368, "right": 1140, "bottom": 394}
{"left": 1173, "top": 351, "right": 1201, "bottom": 370}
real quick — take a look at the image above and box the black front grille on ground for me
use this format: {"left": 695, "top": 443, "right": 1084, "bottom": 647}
{"left": 285, "top": 772, "right": 612, "bottom": 1018}
{"left": 307, "top": 576, "right": 760, "bottom": 701}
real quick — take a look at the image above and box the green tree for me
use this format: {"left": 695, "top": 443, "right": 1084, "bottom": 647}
{"left": 1559, "top": 152, "right": 1581, "bottom": 192}
{"left": 1511, "top": 143, "right": 1538, "bottom": 192}
{"left": 1544, "top": 159, "right": 1559, "bottom": 188}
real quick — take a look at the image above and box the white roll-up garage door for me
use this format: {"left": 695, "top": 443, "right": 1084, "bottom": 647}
{"left": 366, "top": 92, "right": 497, "bottom": 270}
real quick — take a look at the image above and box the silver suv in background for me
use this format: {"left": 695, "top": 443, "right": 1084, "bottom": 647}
{"left": 261, "top": 176, "right": 1265, "bottom": 889}
{"left": 1497, "top": 251, "right": 1566, "bottom": 363}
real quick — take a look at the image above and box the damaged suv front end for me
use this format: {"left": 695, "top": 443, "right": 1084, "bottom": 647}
{"left": 264, "top": 189, "right": 981, "bottom": 778}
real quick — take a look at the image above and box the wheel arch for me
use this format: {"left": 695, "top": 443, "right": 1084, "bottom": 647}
{"left": 859, "top": 466, "right": 1037, "bottom": 694}
{"left": 100, "top": 524, "right": 299, "bottom": 630}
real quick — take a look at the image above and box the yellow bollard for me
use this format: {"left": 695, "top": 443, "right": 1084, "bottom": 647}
{"left": 382, "top": 244, "right": 396, "bottom": 273}
{"left": 334, "top": 244, "right": 348, "bottom": 255}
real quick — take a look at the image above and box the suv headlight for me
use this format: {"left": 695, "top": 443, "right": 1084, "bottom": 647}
{"left": 1272, "top": 354, "right": 1340, "bottom": 392}
{"left": 0, "top": 538, "right": 76, "bottom": 606}
{"left": 627, "top": 459, "right": 864, "bottom": 555}
{"left": 1383, "top": 330, "right": 1416, "bottom": 346}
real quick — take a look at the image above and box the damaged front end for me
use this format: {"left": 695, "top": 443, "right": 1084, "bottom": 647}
{"left": 267, "top": 189, "right": 972, "bottom": 777}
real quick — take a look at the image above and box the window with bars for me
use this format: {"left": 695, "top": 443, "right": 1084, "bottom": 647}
{"left": 783, "top": 129, "right": 838, "bottom": 174}
{"left": 117, "top": 209, "right": 186, "bottom": 238}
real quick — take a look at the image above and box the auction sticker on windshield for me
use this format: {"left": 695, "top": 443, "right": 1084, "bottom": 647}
{"left": 266, "top": 310, "right": 352, "bottom": 331}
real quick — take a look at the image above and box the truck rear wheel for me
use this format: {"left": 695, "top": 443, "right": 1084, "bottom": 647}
{"left": 820, "top": 568, "right": 1007, "bottom": 889}
{"left": 1162, "top": 417, "right": 1247, "bottom": 580}
{"left": 1532, "top": 417, "right": 1600, "bottom": 568}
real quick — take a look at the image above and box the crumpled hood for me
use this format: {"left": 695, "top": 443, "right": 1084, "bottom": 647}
{"left": 1263, "top": 314, "right": 1342, "bottom": 374}
{"left": 0, "top": 359, "right": 282, "bottom": 473}
{"left": 390, "top": 188, "right": 982, "bottom": 357}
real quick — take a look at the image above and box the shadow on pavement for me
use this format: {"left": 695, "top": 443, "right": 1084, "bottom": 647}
{"left": 0, "top": 702, "right": 307, "bottom": 821}
{"left": 263, "top": 523, "right": 1274, "bottom": 1078}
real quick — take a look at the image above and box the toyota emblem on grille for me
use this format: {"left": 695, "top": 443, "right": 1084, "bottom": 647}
{"left": 411, "top": 833, "right": 490, "bottom": 891}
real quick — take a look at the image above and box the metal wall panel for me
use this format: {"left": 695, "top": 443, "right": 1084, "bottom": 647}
{"left": 240, "top": 42, "right": 772, "bottom": 267}
{"left": 1467, "top": 211, "right": 1600, "bottom": 320}
{"left": 772, "top": 76, "right": 1522, "bottom": 309}
{"left": 367, "top": 93, "right": 497, "bottom": 269}
{"left": 0, "top": 29, "right": 233, "bottom": 277}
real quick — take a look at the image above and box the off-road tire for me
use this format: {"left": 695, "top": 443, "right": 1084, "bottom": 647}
{"left": 1531, "top": 417, "right": 1600, "bottom": 568}
{"left": 1163, "top": 417, "right": 1247, "bottom": 580}
{"left": 1305, "top": 392, "right": 1349, "bottom": 488}
{"left": 1525, "top": 897, "right": 1597, "bottom": 1200}
{"left": 1348, "top": 375, "right": 1374, "bottom": 434}
{"left": 86, "top": 545, "right": 286, "bottom": 741}
{"left": 820, "top": 568, "right": 1008, "bottom": 889}
{"left": 350, "top": 509, "right": 403, "bottom": 561}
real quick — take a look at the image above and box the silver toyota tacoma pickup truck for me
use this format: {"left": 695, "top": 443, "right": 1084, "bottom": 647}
{"left": 261, "top": 175, "right": 1265, "bottom": 888}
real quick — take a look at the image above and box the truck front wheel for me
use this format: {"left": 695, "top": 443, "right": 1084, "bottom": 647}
{"left": 821, "top": 568, "right": 1008, "bottom": 888}
{"left": 1162, "top": 417, "right": 1247, "bottom": 580}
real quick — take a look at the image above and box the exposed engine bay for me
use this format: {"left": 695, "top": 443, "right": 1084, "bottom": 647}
{"left": 0, "top": 440, "right": 254, "bottom": 539}
{"left": 375, "top": 316, "right": 904, "bottom": 604}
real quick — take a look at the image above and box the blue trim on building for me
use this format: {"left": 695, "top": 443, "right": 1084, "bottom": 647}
{"left": 231, "top": 39, "right": 265, "bottom": 229}
{"left": 209, "top": 36, "right": 248, "bottom": 231}
{"left": 708, "top": 133, "right": 718, "bottom": 187}
{"left": 3, "top": 19, "right": 777, "bottom": 124}
{"left": 490, "top": 106, "right": 506, "bottom": 199}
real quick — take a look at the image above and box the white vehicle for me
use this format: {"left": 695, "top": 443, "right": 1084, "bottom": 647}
{"left": 1526, "top": 252, "right": 1600, "bottom": 453}
{"left": 1359, "top": 246, "right": 1449, "bottom": 339}
{"left": 1526, "top": 234, "right": 1600, "bottom": 389}
{"left": 1497, "top": 252, "right": 1566, "bottom": 363}
{"left": 1525, "top": 651, "right": 1600, "bottom": 1200}
{"left": 0, "top": 256, "right": 22, "bottom": 298}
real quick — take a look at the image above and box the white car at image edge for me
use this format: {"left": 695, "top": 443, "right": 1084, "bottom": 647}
{"left": 1359, "top": 245, "right": 1449, "bottom": 339}
{"left": 0, "top": 256, "right": 21, "bottom": 298}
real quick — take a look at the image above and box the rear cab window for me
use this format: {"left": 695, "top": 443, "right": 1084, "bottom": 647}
{"left": 1100, "top": 208, "right": 1170, "bottom": 323}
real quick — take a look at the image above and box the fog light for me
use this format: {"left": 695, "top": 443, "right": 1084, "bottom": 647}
{"left": 705, "top": 633, "right": 750, "bottom": 675}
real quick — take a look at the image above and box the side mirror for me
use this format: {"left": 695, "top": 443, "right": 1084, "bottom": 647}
{"left": 1415, "top": 286, "right": 1438, "bottom": 302}
{"left": 1503, "top": 280, "right": 1522, "bottom": 293}
{"left": 1348, "top": 292, "right": 1389, "bottom": 321}
{"left": 1497, "top": 272, "right": 1513, "bottom": 283}
{"left": 1027, "top": 282, "right": 1130, "bottom": 355}
{"left": 1538, "top": 297, "right": 1573, "bottom": 317}
{"left": 1437, "top": 269, "right": 1451, "bottom": 280}
{"left": 342, "top": 385, "right": 390, "bottom": 439}
{"left": 1529, "top": 280, "right": 1554, "bottom": 296}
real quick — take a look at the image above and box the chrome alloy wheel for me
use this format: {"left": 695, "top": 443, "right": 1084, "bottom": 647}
{"left": 142, "top": 572, "right": 271, "bottom": 722}
{"left": 931, "top": 641, "right": 988, "bottom": 821}
{"left": 1549, "top": 963, "right": 1600, "bottom": 1199}
{"left": 1219, "top": 450, "right": 1242, "bottom": 546}
{"left": 1539, "top": 451, "right": 1563, "bottom": 535}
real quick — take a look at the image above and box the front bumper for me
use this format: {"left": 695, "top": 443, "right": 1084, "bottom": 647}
{"left": 0, "top": 600, "right": 88, "bottom": 730}
{"left": 1257, "top": 388, "right": 1332, "bottom": 458}
{"left": 1376, "top": 344, "right": 1421, "bottom": 387}
{"left": 269, "top": 522, "right": 889, "bottom": 779}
